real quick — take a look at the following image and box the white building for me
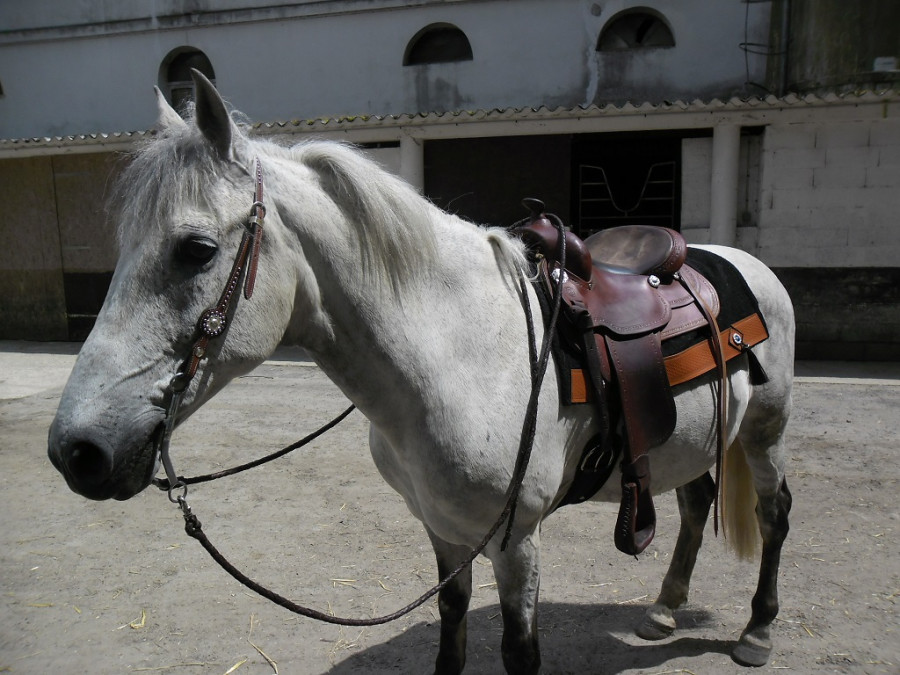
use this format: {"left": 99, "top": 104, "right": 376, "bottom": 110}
{"left": 1, "top": 0, "right": 898, "bottom": 358}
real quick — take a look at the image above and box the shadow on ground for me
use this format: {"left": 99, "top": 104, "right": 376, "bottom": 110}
{"left": 330, "top": 602, "right": 725, "bottom": 674}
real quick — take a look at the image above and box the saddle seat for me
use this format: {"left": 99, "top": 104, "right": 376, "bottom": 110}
{"left": 517, "top": 199, "right": 689, "bottom": 279}
{"left": 587, "top": 224, "right": 687, "bottom": 277}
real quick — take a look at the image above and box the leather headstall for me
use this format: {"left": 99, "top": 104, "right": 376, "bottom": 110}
{"left": 154, "top": 157, "right": 266, "bottom": 500}
{"left": 173, "top": 158, "right": 266, "bottom": 393}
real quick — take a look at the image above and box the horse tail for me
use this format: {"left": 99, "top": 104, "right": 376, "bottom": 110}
{"left": 722, "top": 438, "right": 760, "bottom": 561}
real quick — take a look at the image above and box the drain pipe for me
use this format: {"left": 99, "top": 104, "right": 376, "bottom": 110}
{"left": 779, "top": 0, "right": 792, "bottom": 96}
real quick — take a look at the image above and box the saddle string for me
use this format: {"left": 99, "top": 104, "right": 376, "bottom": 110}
{"left": 675, "top": 272, "right": 729, "bottom": 535}
{"left": 156, "top": 190, "right": 567, "bottom": 625}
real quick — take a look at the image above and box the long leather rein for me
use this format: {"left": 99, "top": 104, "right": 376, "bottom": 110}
{"left": 152, "top": 159, "right": 566, "bottom": 626}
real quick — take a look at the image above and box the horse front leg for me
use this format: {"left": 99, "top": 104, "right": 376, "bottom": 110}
{"left": 637, "top": 472, "right": 716, "bottom": 640}
{"left": 488, "top": 529, "right": 542, "bottom": 675}
{"left": 426, "top": 528, "right": 474, "bottom": 675}
{"left": 733, "top": 478, "right": 792, "bottom": 666}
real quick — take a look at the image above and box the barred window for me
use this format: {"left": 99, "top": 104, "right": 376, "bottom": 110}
{"left": 160, "top": 48, "right": 216, "bottom": 113}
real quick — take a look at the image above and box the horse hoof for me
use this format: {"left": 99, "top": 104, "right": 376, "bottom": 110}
{"left": 732, "top": 631, "right": 772, "bottom": 667}
{"left": 635, "top": 605, "right": 676, "bottom": 641}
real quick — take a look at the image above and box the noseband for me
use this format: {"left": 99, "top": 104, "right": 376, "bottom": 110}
{"left": 154, "top": 158, "right": 266, "bottom": 502}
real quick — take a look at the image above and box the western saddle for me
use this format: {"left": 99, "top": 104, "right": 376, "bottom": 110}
{"left": 513, "top": 199, "right": 768, "bottom": 555}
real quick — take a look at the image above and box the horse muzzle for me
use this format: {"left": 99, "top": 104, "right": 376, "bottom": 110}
{"left": 47, "top": 419, "right": 162, "bottom": 501}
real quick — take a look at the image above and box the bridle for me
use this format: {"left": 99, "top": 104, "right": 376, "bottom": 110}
{"left": 151, "top": 158, "right": 567, "bottom": 626}
{"left": 153, "top": 157, "right": 266, "bottom": 503}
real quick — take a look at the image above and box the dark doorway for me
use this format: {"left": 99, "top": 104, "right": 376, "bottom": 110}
{"left": 424, "top": 135, "right": 572, "bottom": 227}
{"left": 571, "top": 133, "right": 681, "bottom": 237}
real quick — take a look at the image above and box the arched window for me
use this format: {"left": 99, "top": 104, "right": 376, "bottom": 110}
{"left": 597, "top": 10, "right": 675, "bottom": 51}
{"left": 160, "top": 48, "right": 216, "bottom": 113}
{"left": 404, "top": 24, "right": 473, "bottom": 65}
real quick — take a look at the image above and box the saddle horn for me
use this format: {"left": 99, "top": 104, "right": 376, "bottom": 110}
{"left": 514, "top": 199, "right": 593, "bottom": 282}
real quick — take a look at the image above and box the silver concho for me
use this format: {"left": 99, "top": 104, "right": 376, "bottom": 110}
{"left": 551, "top": 268, "right": 568, "bottom": 284}
{"left": 648, "top": 274, "right": 661, "bottom": 288}
{"left": 200, "top": 308, "right": 227, "bottom": 337}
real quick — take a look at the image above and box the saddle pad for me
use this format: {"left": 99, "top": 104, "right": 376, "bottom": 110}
{"left": 663, "top": 248, "right": 769, "bottom": 386}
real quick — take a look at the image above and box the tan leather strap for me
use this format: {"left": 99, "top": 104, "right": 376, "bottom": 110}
{"left": 665, "top": 314, "right": 768, "bottom": 386}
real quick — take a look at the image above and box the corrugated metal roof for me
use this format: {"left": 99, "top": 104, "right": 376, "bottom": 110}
{"left": 1, "top": 89, "right": 895, "bottom": 154}
{"left": 0, "top": 130, "right": 148, "bottom": 154}
{"left": 254, "top": 89, "right": 897, "bottom": 132}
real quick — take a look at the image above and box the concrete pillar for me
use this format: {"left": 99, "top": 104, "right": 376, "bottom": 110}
{"left": 399, "top": 134, "right": 424, "bottom": 192}
{"left": 709, "top": 124, "right": 740, "bottom": 246}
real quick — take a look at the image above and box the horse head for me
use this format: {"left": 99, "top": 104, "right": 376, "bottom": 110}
{"left": 48, "top": 72, "right": 306, "bottom": 500}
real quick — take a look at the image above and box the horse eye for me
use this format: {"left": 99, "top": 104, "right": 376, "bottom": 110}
{"left": 176, "top": 236, "right": 218, "bottom": 265}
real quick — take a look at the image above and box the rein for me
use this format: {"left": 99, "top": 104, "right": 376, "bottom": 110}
{"left": 153, "top": 160, "right": 566, "bottom": 626}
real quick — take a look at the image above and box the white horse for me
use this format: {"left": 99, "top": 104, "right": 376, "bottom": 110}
{"left": 48, "top": 73, "right": 794, "bottom": 674}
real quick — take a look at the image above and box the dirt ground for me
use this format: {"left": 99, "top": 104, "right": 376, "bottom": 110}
{"left": 1, "top": 342, "right": 898, "bottom": 675}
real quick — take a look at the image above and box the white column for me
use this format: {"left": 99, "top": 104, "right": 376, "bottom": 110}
{"left": 399, "top": 134, "right": 424, "bottom": 192}
{"left": 709, "top": 124, "right": 741, "bottom": 246}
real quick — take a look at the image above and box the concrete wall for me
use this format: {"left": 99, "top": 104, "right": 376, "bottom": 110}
{"left": 589, "top": 0, "right": 770, "bottom": 104}
{"left": 758, "top": 117, "right": 900, "bottom": 359}
{"left": 1, "top": 1, "right": 896, "bottom": 358}
{"left": 757, "top": 119, "right": 900, "bottom": 266}
{"left": 2, "top": 113, "right": 898, "bottom": 358}
{"left": 0, "top": 157, "right": 67, "bottom": 339}
{"left": 0, "top": 153, "right": 123, "bottom": 340}
{"left": 0, "top": 0, "right": 770, "bottom": 139}
{"left": 679, "top": 116, "right": 900, "bottom": 359}
{"left": 679, "top": 117, "right": 900, "bottom": 265}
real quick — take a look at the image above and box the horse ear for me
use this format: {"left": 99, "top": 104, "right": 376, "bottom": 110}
{"left": 154, "top": 86, "right": 187, "bottom": 134}
{"left": 191, "top": 69, "right": 242, "bottom": 161}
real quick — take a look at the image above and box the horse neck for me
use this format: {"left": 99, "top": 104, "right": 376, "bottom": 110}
{"left": 277, "top": 173, "right": 526, "bottom": 427}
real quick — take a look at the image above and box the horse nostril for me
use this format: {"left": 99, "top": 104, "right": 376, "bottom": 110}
{"left": 65, "top": 442, "right": 114, "bottom": 487}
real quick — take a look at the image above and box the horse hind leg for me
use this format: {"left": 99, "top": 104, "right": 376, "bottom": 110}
{"left": 731, "top": 363, "right": 793, "bottom": 667}
{"left": 636, "top": 472, "right": 716, "bottom": 640}
{"left": 732, "top": 477, "right": 792, "bottom": 666}
{"left": 427, "top": 529, "right": 474, "bottom": 675}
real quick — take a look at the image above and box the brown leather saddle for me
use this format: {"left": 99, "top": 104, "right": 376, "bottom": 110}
{"left": 514, "top": 199, "right": 767, "bottom": 555}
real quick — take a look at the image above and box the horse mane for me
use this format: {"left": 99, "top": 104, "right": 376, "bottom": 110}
{"left": 111, "top": 106, "right": 526, "bottom": 291}
{"left": 286, "top": 140, "right": 440, "bottom": 289}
